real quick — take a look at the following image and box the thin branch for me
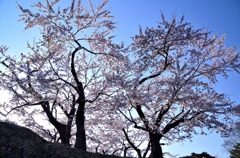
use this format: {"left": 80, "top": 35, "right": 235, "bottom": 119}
{"left": 122, "top": 128, "right": 142, "bottom": 158}
{"left": 118, "top": 109, "right": 147, "bottom": 132}
{"left": 143, "top": 141, "right": 151, "bottom": 158}
{"left": 48, "top": 59, "right": 77, "bottom": 92}
{"left": 138, "top": 59, "right": 170, "bottom": 86}
{"left": 85, "top": 92, "right": 103, "bottom": 103}
{"left": 162, "top": 110, "right": 190, "bottom": 135}
{"left": 84, "top": 67, "right": 101, "bottom": 90}
{"left": 73, "top": 15, "right": 96, "bottom": 36}
{"left": 135, "top": 104, "right": 150, "bottom": 130}
{"left": 5, "top": 101, "right": 43, "bottom": 115}
{"left": 74, "top": 39, "right": 119, "bottom": 58}
{"left": 137, "top": 19, "right": 176, "bottom": 86}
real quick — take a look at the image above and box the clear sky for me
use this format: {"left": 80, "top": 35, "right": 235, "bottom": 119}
{"left": 0, "top": 0, "right": 240, "bottom": 157}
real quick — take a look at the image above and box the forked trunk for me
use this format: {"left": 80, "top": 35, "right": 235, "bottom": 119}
{"left": 149, "top": 132, "right": 163, "bottom": 158}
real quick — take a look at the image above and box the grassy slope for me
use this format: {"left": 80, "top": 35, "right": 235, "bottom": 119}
{"left": 0, "top": 121, "right": 124, "bottom": 158}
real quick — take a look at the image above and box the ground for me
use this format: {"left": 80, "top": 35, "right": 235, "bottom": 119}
{"left": 0, "top": 121, "right": 122, "bottom": 158}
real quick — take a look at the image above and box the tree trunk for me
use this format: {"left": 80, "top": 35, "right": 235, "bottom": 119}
{"left": 149, "top": 132, "right": 163, "bottom": 158}
{"left": 71, "top": 46, "right": 87, "bottom": 151}
{"left": 41, "top": 101, "right": 71, "bottom": 145}
{"left": 74, "top": 100, "right": 86, "bottom": 151}
{"left": 57, "top": 124, "right": 71, "bottom": 145}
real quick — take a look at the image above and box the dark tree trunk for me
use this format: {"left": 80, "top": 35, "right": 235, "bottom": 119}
{"left": 74, "top": 100, "right": 86, "bottom": 151}
{"left": 41, "top": 101, "right": 71, "bottom": 145}
{"left": 57, "top": 124, "right": 71, "bottom": 145}
{"left": 71, "top": 42, "right": 87, "bottom": 151}
{"left": 149, "top": 132, "right": 163, "bottom": 158}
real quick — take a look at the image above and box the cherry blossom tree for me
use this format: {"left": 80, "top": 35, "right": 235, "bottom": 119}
{"left": 106, "top": 15, "right": 240, "bottom": 158}
{"left": 229, "top": 143, "right": 240, "bottom": 158}
{"left": 0, "top": 0, "right": 117, "bottom": 151}
{"left": 86, "top": 105, "right": 150, "bottom": 157}
{"left": 1, "top": 1, "right": 240, "bottom": 157}
{"left": 223, "top": 122, "right": 240, "bottom": 154}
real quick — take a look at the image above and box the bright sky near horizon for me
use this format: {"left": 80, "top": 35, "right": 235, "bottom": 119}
{"left": 0, "top": 0, "right": 240, "bottom": 157}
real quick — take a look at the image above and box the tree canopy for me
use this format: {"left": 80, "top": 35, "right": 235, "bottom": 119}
{"left": 229, "top": 143, "right": 240, "bottom": 158}
{"left": 179, "top": 152, "right": 215, "bottom": 158}
{"left": 223, "top": 122, "right": 240, "bottom": 158}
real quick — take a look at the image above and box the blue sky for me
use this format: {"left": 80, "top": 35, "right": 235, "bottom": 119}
{"left": 0, "top": 0, "right": 240, "bottom": 157}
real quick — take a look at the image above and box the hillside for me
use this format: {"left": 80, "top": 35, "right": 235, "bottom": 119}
{"left": 0, "top": 121, "right": 123, "bottom": 158}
